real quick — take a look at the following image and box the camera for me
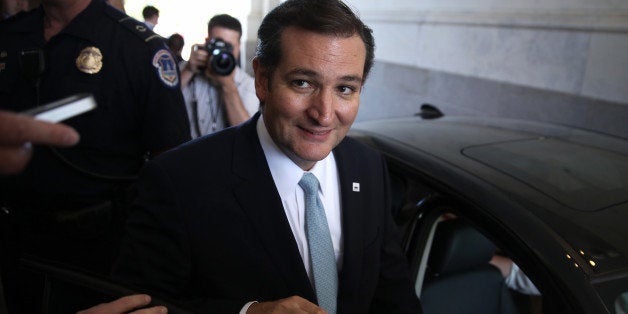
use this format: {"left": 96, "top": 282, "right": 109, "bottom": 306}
{"left": 200, "top": 38, "right": 236, "bottom": 76}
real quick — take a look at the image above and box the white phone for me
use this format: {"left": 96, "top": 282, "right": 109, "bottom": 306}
{"left": 22, "top": 93, "right": 97, "bottom": 123}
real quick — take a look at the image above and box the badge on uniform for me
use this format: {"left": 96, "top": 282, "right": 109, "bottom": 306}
{"left": 152, "top": 49, "right": 179, "bottom": 88}
{"left": 76, "top": 47, "right": 103, "bottom": 74}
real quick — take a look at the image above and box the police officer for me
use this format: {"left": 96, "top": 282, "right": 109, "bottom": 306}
{"left": 0, "top": 0, "right": 190, "bottom": 312}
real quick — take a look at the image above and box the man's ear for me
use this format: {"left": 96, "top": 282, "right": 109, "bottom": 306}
{"left": 253, "top": 57, "right": 268, "bottom": 103}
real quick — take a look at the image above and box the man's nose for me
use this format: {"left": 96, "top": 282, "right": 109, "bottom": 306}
{"left": 308, "top": 88, "right": 333, "bottom": 126}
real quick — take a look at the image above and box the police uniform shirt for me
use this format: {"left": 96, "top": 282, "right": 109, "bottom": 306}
{"left": 0, "top": 0, "right": 191, "bottom": 206}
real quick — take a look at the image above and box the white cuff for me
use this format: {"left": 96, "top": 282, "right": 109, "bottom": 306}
{"left": 505, "top": 263, "right": 541, "bottom": 296}
{"left": 239, "top": 301, "right": 258, "bottom": 314}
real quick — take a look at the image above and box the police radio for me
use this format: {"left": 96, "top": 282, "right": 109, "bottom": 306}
{"left": 19, "top": 49, "right": 46, "bottom": 106}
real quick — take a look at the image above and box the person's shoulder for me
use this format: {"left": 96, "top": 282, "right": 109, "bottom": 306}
{"left": 333, "top": 136, "right": 383, "bottom": 172}
{"left": 102, "top": 4, "right": 164, "bottom": 47}
{"left": 0, "top": 7, "right": 40, "bottom": 32}
{"left": 100, "top": 4, "right": 179, "bottom": 87}
{"left": 338, "top": 136, "right": 380, "bottom": 156}
{"left": 156, "top": 127, "right": 239, "bottom": 164}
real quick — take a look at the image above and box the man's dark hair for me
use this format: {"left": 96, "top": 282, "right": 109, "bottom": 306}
{"left": 142, "top": 5, "right": 159, "bottom": 19}
{"left": 208, "top": 14, "right": 243, "bottom": 39}
{"left": 255, "top": 0, "right": 374, "bottom": 82}
{"left": 167, "top": 33, "right": 185, "bottom": 52}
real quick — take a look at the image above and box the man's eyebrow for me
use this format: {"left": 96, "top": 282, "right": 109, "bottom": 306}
{"left": 286, "top": 68, "right": 318, "bottom": 78}
{"left": 286, "top": 68, "right": 363, "bottom": 84}
{"left": 340, "top": 75, "right": 363, "bottom": 84}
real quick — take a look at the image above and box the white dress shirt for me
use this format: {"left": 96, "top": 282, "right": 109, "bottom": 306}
{"left": 256, "top": 114, "right": 344, "bottom": 279}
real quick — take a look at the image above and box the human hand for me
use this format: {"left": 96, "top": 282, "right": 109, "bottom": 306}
{"left": 247, "top": 296, "right": 326, "bottom": 314}
{"left": 0, "top": 110, "right": 79, "bottom": 174}
{"left": 204, "top": 64, "right": 237, "bottom": 91}
{"left": 77, "top": 294, "right": 167, "bottom": 314}
{"left": 489, "top": 254, "right": 513, "bottom": 278}
{"left": 185, "top": 44, "right": 209, "bottom": 74}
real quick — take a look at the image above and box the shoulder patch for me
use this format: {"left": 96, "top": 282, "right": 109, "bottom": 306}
{"left": 104, "top": 5, "right": 163, "bottom": 43}
{"left": 152, "top": 49, "right": 179, "bottom": 88}
{"left": 116, "top": 17, "right": 163, "bottom": 42}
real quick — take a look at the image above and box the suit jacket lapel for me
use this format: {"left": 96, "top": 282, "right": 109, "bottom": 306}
{"left": 333, "top": 140, "right": 365, "bottom": 299}
{"left": 231, "top": 114, "right": 315, "bottom": 301}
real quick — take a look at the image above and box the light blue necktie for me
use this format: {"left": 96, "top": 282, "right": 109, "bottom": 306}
{"left": 299, "top": 172, "right": 338, "bottom": 314}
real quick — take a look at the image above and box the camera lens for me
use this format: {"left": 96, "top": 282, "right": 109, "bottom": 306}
{"left": 204, "top": 38, "right": 236, "bottom": 76}
{"left": 210, "top": 50, "right": 236, "bottom": 76}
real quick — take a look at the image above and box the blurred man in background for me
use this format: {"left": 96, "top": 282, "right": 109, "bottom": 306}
{"left": 141, "top": 5, "right": 158, "bottom": 30}
{"left": 179, "top": 14, "right": 258, "bottom": 138}
{"left": 167, "top": 33, "right": 185, "bottom": 63}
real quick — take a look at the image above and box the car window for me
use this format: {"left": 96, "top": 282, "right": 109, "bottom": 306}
{"left": 617, "top": 292, "right": 628, "bottom": 314}
{"left": 411, "top": 211, "right": 542, "bottom": 313}
{"left": 388, "top": 165, "right": 546, "bottom": 313}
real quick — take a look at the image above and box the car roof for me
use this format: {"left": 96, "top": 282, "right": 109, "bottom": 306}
{"left": 349, "top": 115, "right": 628, "bottom": 276}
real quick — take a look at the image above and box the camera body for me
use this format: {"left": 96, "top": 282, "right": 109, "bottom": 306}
{"left": 199, "top": 38, "right": 236, "bottom": 76}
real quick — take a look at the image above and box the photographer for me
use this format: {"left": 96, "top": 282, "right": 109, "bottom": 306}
{"left": 180, "top": 14, "right": 258, "bottom": 138}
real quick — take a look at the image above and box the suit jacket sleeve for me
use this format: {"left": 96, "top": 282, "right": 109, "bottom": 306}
{"left": 113, "top": 160, "right": 247, "bottom": 313}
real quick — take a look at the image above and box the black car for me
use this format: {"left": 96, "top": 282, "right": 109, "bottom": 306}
{"left": 349, "top": 113, "right": 628, "bottom": 314}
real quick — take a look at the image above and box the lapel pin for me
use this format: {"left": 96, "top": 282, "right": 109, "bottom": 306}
{"left": 352, "top": 182, "right": 360, "bottom": 192}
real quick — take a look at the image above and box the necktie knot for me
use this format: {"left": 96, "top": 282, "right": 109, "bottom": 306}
{"left": 298, "top": 172, "right": 319, "bottom": 196}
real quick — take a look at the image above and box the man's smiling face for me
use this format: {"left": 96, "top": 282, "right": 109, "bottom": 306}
{"left": 255, "top": 27, "right": 366, "bottom": 170}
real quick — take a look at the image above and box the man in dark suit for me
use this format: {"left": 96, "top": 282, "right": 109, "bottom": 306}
{"left": 114, "top": 0, "right": 422, "bottom": 313}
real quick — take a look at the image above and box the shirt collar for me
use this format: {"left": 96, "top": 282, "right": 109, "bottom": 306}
{"left": 44, "top": 0, "right": 104, "bottom": 42}
{"left": 7, "top": 0, "right": 102, "bottom": 42}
